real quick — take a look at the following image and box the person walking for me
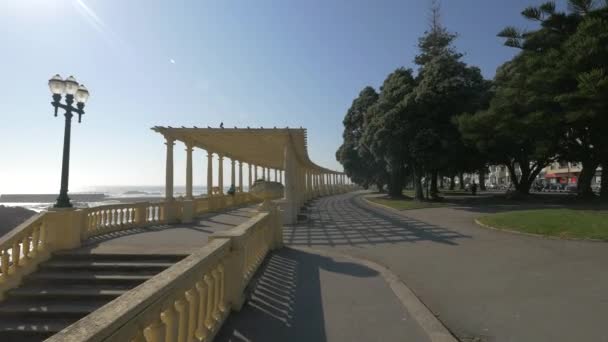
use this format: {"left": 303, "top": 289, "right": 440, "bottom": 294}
{"left": 470, "top": 182, "right": 477, "bottom": 196}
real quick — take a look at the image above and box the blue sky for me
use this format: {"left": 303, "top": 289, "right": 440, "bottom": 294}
{"left": 0, "top": 0, "right": 564, "bottom": 193}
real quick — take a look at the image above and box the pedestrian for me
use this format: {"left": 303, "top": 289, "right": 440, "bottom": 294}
{"left": 471, "top": 182, "right": 477, "bottom": 196}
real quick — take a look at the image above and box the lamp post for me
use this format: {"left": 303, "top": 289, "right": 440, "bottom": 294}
{"left": 48, "top": 74, "right": 90, "bottom": 208}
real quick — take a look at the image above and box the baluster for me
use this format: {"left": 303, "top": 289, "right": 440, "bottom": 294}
{"left": 143, "top": 320, "right": 164, "bottom": 342}
{"left": 161, "top": 306, "right": 178, "bottom": 342}
{"left": 131, "top": 330, "right": 146, "bottom": 342}
{"left": 174, "top": 299, "right": 188, "bottom": 342}
{"left": 31, "top": 225, "right": 40, "bottom": 256}
{"left": 185, "top": 288, "right": 199, "bottom": 340}
{"left": 22, "top": 235, "right": 31, "bottom": 261}
{"left": 195, "top": 281, "right": 208, "bottom": 340}
{"left": 1, "top": 250, "right": 9, "bottom": 277}
{"left": 12, "top": 242, "right": 21, "bottom": 270}
{"left": 39, "top": 222, "right": 47, "bottom": 251}
{"left": 212, "top": 269, "right": 220, "bottom": 320}
{"left": 218, "top": 264, "right": 226, "bottom": 312}
{"left": 203, "top": 275, "right": 214, "bottom": 330}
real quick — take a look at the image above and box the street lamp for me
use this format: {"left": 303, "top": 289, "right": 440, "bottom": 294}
{"left": 48, "top": 74, "right": 90, "bottom": 208}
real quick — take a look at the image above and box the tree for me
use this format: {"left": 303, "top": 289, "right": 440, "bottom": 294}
{"left": 458, "top": 54, "right": 562, "bottom": 196}
{"left": 362, "top": 68, "right": 417, "bottom": 198}
{"left": 412, "top": 2, "right": 490, "bottom": 198}
{"left": 497, "top": 0, "right": 608, "bottom": 197}
{"left": 336, "top": 87, "right": 387, "bottom": 190}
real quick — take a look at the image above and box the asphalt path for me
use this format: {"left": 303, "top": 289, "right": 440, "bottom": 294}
{"left": 284, "top": 191, "right": 608, "bottom": 342}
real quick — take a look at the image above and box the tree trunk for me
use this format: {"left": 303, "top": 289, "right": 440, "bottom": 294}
{"left": 376, "top": 182, "right": 385, "bottom": 193}
{"left": 458, "top": 173, "right": 465, "bottom": 190}
{"left": 387, "top": 165, "right": 404, "bottom": 198}
{"left": 430, "top": 170, "right": 439, "bottom": 199}
{"left": 449, "top": 175, "right": 455, "bottom": 190}
{"left": 479, "top": 168, "right": 487, "bottom": 191}
{"left": 439, "top": 175, "right": 444, "bottom": 189}
{"left": 508, "top": 161, "right": 545, "bottom": 196}
{"left": 577, "top": 160, "right": 598, "bottom": 198}
{"left": 413, "top": 167, "right": 424, "bottom": 201}
{"left": 601, "top": 160, "right": 608, "bottom": 199}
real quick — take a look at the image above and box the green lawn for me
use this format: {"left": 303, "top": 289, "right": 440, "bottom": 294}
{"left": 477, "top": 209, "right": 608, "bottom": 241}
{"left": 367, "top": 196, "right": 449, "bottom": 210}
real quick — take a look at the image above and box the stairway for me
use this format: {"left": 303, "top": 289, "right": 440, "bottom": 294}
{"left": 0, "top": 251, "right": 186, "bottom": 342}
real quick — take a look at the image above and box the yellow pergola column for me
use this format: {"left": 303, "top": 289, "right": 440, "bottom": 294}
{"left": 231, "top": 159, "right": 236, "bottom": 187}
{"left": 248, "top": 163, "right": 252, "bottom": 191}
{"left": 206, "top": 152, "right": 213, "bottom": 197}
{"left": 185, "top": 142, "right": 193, "bottom": 199}
{"left": 238, "top": 161, "right": 243, "bottom": 191}
{"left": 164, "top": 137, "right": 175, "bottom": 200}
{"left": 218, "top": 155, "right": 224, "bottom": 195}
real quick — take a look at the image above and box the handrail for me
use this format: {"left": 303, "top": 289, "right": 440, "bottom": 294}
{"left": 48, "top": 208, "right": 282, "bottom": 342}
{"left": 0, "top": 212, "right": 50, "bottom": 300}
{"left": 47, "top": 238, "right": 232, "bottom": 342}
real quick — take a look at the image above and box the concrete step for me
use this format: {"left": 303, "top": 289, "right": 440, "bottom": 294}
{"left": 40, "top": 260, "right": 174, "bottom": 273}
{"left": 51, "top": 252, "right": 187, "bottom": 263}
{"left": 0, "top": 301, "right": 104, "bottom": 318}
{"left": 0, "top": 317, "right": 76, "bottom": 342}
{"left": 8, "top": 285, "right": 129, "bottom": 300}
{"left": 26, "top": 271, "right": 153, "bottom": 286}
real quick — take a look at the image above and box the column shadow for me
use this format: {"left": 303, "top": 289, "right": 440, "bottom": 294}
{"left": 215, "top": 247, "right": 378, "bottom": 342}
{"left": 284, "top": 193, "right": 471, "bottom": 247}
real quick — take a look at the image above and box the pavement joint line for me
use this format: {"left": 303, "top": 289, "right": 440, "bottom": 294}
{"left": 473, "top": 218, "right": 607, "bottom": 243}
{"left": 290, "top": 245, "right": 458, "bottom": 342}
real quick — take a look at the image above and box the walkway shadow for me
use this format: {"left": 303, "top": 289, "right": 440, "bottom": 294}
{"left": 285, "top": 194, "right": 471, "bottom": 247}
{"left": 82, "top": 206, "right": 257, "bottom": 246}
{"left": 215, "top": 248, "right": 378, "bottom": 342}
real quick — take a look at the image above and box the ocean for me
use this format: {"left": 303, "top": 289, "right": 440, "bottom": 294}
{"left": 0, "top": 185, "right": 245, "bottom": 212}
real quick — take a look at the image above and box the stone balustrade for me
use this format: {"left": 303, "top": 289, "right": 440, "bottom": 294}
{"left": 46, "top": 202, "right": 283, "bottom": 342}
{"left": 0, "top": 213, "right": 49, "bottom": 300}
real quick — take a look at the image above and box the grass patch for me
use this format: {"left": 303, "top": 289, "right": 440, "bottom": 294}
{"left": 367, "top": 196, "right": 450, "bottom": 210}
{"left": 478, "top": 209, "right": 608, "bottom": 241}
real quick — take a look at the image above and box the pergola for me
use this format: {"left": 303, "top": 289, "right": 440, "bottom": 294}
{"left": 151, "top": 126, "right": 351, "bottom": 223}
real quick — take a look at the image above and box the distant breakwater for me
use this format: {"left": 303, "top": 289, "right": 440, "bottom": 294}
{"left": 0, "top": 193, "right": 106, "bottom": 203}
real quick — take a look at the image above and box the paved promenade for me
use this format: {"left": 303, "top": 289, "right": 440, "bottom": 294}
{"left": 75, "top": 206, "right": 260, "bottom": 255}
{"left": 283, "top": 191, "right": 608, "bottom": 342}
{"left": 215, "top": 247, "right": 432, "bottom": 342}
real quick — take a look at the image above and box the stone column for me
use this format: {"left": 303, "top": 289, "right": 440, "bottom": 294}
{"left": 279, "top": 170, "right": 283, "bottom": 184}
{"left": 254, "top": 165, "right": 258, "bottom": 181}
{"left": 185, "top": 143, "right": 193, "bottom": 199}
{"left": 207, "top": 152, "right": 213, "bottom": 197}
{"left": 231, "top": 159, "right": 236, "bottom": 187}
{"left": 262, "top": 167, "right": 266, "bottom": 180}
{"left": 238, "top": 161, "right": 243, "bottom": 190}
{"left": 164, "top": 137, "right": 175, "bottom": 200}
{"left": 266, "top": 167, "right": 270, "bottom": 180}
{"left": 218, "top": 155, "right": 224, "bottom": 195}
{"left": 274, "top": 169, "right": 278, "bottom": 182}
{"left": 283, "top": 143, "right": 297, "bottom": 224}
{"left": 248, "top": 163, "right": 252, "bottom": 191}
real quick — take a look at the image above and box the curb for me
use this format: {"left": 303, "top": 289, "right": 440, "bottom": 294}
{"left": 292, "top": 246, "right": 458, "bottom": 342}
{"left": 473, "top": 219, "right": 607, "bottom": 243}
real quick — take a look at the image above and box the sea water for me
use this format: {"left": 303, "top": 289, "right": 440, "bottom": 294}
{"left": 0, "top": 185, "right": 246, "bottom": 212}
